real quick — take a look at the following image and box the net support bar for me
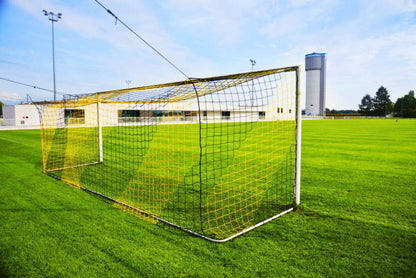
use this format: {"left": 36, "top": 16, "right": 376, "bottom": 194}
{"left": 45, "top": 161, "right": 102, "bottom": 173}
{"left": 97, "top": 101, "right": 103, "bottom": 162}
{"left": 295, "top": 65, "right": 302, "bottom": 205}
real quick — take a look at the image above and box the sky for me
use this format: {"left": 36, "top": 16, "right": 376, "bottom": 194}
{"left": 0, "top": 0, "right": 415, "bottom": 109}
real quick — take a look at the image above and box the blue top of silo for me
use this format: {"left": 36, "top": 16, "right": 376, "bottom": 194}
{"left": 305, "top": 53, "right": 326, "bottom": 58}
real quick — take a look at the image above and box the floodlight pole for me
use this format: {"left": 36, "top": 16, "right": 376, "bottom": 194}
{"left": 250, "top": 59, "right": 256, "bottom": 106}
{"left": 126, "top": 80, "right": 131, "bottom": 101}
{"left": 43, "top": 10, "right": 62, "bottom": 101}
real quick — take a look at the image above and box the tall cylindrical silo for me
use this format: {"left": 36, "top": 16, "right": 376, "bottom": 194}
{"left": 305, "top": 53, "right": 326, "bottom": 117}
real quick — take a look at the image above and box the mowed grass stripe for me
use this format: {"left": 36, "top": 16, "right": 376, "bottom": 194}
{"left": 0, "top": 119, "right": 415, "bottom": 277}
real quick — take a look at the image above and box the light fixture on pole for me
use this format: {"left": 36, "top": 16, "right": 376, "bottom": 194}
{"left": 43, "top": 10, "right": 62, "bottom": 101}
{"left": 250, "top": 59, "right": 256, "bottom": 71}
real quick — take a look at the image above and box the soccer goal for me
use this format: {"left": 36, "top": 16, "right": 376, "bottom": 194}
{"left": 40, "top": 66, "right": 302, "bottom": 242}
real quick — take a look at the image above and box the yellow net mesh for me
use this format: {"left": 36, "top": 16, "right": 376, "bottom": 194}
{"left": 40, "top": 67, "right": 299, "bottom": 240}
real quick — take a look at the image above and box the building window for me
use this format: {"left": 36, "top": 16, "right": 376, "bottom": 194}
{"left": 289, "top": 109, "right": 292, "bottom": 113}
{"left": 182, "top": 111, "right": 197, "bottom": 121}
{"left": 151, "top": 111, "right": 166, "bottom": 122}
{"left": 152, "top": 111, "right": 165, "bottom": 117}
{"left": 277, "top": 107, "right": 284, "bottom": 114}
{"left": 203, "top": 111, "right": 208, "bottom": 120}
{"left": 118, "top": 110, "right": 141, "bottom": 123}
{"left": 64, "top": 109, "right": 85, "bottom": 124}
{"left": 221, "top": 111, "right": 231, "bottom": 120}
{"left": 165, "top": 111, "right": 182, "bottom": 117}
{"left": 259, "top": 111, "right": 266, "bottom": 119}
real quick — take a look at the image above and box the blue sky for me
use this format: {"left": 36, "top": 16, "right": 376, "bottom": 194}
{"left": 0, "top": 0, "right": 415, "bottom": 109}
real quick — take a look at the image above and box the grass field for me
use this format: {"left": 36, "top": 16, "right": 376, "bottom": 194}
{"left": 42, "top": 120, "right": 296, "bottom": 240}
{"left": 1, "top": 119, "right": 415, "bottom": 277}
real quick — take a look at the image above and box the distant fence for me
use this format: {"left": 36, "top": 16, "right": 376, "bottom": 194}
{"left": 324, "top": 115, "right": 395, "bottom": 119}
{"left": 326, "top": 113, "right": 361, "bottom": 117}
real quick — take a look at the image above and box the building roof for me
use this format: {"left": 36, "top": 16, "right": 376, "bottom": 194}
{"left": 305, "top": 53, "right": 326, "bottom": 58}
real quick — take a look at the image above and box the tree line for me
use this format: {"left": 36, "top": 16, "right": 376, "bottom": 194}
{"left": 358, "top": 86, "right": 416, "bottom": 118}
{"left": 0, "top": 101, "right": 4, "bottom": 117}
{"left": 325, "top": 109, "right": 359, "bottom": 115}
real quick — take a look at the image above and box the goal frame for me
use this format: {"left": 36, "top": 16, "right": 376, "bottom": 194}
{"left": 41, "top": 65, "right": 302, "bottom": 242}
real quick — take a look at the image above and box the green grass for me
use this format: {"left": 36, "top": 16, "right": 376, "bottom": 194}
{"left": 1, "top": 119, "right": 415, "bottom": 277}
{"left": 43, "top": 121, "right": 296, "bottom": 239}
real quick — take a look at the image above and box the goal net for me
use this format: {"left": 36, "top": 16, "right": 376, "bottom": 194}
{"left": 40, "top": 66, "right": 301, "bottom": 241}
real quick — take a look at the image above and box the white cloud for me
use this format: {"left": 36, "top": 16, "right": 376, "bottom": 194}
{"left": 166, "top": 0, "right": 262, "bottom": 45}
{"left": 12, "top": 0, "right": 158, "bottom": 51}
{"left": 5, "top": 0, "right": 416, "bottom": 108}
{"left": 0, "top": 91, "right": 22, "bottom": 101}
{"left": 10, "top": 0, "right": 215, "bottom": 89}
{"left": 254, "top": 0, "right": 416, "bottom": 108}
{"left": 378, "top": 0, "right": 416, "bottom": 12}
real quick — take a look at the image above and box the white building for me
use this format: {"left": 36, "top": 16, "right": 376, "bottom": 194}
{"left": 42, "top": 101, "right": 295, "bottom": 128}
{"left": 2, "top": 104, "right": 41, "bottom": 127}
{"left": 3, "top": 100, "right": 295, "bottom": 129}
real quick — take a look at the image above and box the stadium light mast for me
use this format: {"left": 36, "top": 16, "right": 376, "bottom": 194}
{"left": 250, "top": 59, "right": 256, "bottom": 105}
{"left": 250, "top": 59, "right": 256, "bottom": 71}
{"left": 126, "top": 80, "right": 131, "bottom": 101}
{"left": 43, "top": 10, "right": 62, "bottom": 101}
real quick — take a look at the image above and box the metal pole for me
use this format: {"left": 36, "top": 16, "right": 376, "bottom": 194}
{"left": 295, "top": 65, "right": 303, "bottom": 205}
{"left": 97, "top": 101, "right": 103, "bottom": 162}
{"left": 250, "top": 59, "right": 256, "bottom": 106}
{"left": 126, "top": 80, "right": 131, "bottom": 102}
{"left": 43, "top": 10, "right": 61, "bottom": 101}
{"left": 52, "top": 20, "right": 56, "bottom": 101}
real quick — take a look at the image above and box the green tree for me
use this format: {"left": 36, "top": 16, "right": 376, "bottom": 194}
{"left": 358, "top": 94, "right": 374, "bottom": 115}
{"left": 393, "top": 97, "right": 403, "bottom": 116}
{"left": 394, "top": 90, "right": 416, "bottom": 118}
{"left": 0, "top": 101, "right": 4, "bottom": 117}
{"left": 373, "top": 86, "right": 393, "bottom": 116}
